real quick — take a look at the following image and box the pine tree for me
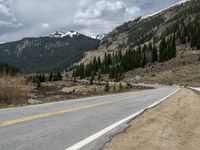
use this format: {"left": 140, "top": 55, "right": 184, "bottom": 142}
{"left": 37, "top": 81, "right": 41, "bottom": 88}
{"left": 57, "top": 72, "right": 63, "bottom": 81}
{"left": 159, "top": 38, "right": 167, "bottom": 62}
{"left": 142, "top": 51, "right": 147, "bottom": 67}
{"left": 97, "top": 56, "right": 102, "bottom": 68}
{"left": 97, "top": 70, "right": 102, "bottom": 84}
{"left": 171, "top": 35, "right": 177, "bottom": 58}
{"left": 49, "top": 73, "right": 53, "bottom": 82}
{"left": 90, "top": 71, "right": 95, "bottom": 85}
{"left": 79, "top": 63, "right": 85, "bottom": 79}
{"left": 152, "top": 46, "right": 158, "bottom": 62}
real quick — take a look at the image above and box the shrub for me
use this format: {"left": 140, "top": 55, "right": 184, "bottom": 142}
{"left": 0, "top": 74, "right": 31, "bottom": 104}
{"left": 113, "top": 83, "right": 116, "bottom": 92}
{"left": 119, "top": 82, "right": 123, "bottom": 91}
{"left": 126, "top": 83, "right": 132, "bottom": 89}
{"left": 104, "top": 81, "right": 110, "bottom": 92}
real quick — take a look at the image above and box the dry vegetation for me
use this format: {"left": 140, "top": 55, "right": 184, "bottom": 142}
{"left": 30, "top": 81, "right": 135, "bottom": 103}
{"left": 0, "top": 74, "right": 31, "bottom": 105}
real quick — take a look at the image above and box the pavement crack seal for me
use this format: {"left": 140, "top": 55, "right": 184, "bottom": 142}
{"left": 65, "top": 87, "right": 180, "bottom": 150}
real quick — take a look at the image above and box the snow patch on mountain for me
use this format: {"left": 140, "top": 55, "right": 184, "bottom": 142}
{"left": 142, "top": 0, "right": 190, "bottom": 19}
{"left": 0, "top": 42, "right": 5, "bottom": 45}
{"left": 90, "top": 34, "right": 106, "bottom": 40}
{"left": 49, "top": 31, "right": 79, "bottom": 38}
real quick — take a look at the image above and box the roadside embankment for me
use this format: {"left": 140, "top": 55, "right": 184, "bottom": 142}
{"left": 104, "top": 88, "right": 200, "bottom": 150}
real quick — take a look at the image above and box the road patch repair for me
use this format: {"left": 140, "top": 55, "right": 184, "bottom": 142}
{"left": 65, "top": 87, "right": 180, "bottom": 150}
{"left": 103, "top": 88, "right": 200, "bottom": 150}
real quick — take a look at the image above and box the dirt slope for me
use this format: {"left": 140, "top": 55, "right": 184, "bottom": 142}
{"left": 125, "top": 46, "right": 200, "bottom": 87}
{"left": 104, "top": 88, "right": 200, "bottom": 150}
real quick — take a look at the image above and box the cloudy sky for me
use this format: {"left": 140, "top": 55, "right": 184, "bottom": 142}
{"left": 0, "top": 0, "right": 182, "bottom": 42}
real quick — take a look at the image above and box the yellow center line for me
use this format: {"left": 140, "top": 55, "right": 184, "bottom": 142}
{"left": 0, "top": 96, "right": 134, "bottom": 127}
{"left": 0, "top": 89, "right": 156, "bottom": 128}
{"left": 0, "top": 101, "right": 113, "bottom": 128}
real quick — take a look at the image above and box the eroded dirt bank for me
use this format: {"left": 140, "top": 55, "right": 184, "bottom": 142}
{"left": 104, "top": 88, "right": 200, "bottom": 150}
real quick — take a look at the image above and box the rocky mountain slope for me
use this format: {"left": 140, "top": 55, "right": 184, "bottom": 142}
{"left": 0, "top": 31, "right": 100, "bottom": 72}
{"left": 74, "top": 0, "right": 200, "bottom": 85}
{"left": 79, "top": 0, "right": 197, "bottom": 64}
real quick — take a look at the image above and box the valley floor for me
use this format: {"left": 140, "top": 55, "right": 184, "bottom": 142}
{"left": 104, "top": 88, "right": 200, "bottom": 150}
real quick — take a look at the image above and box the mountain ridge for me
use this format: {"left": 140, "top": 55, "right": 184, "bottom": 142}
{"left": 73, "top": 0, "right": 200, "bottom": 82}
{"left": 78, "top": 0, "right": 193, "bottom": 65}
{"left": 0, "top": 31, "right": 100, "bottom": 72}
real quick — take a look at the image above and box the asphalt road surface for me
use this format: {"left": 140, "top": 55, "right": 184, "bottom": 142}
{"left": 0, "top": 85, "right": 179, "bottom": 150}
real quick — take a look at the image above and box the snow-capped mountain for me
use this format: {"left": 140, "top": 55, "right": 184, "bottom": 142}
{"left": 90, "top": 34, "right": 106, "bottom": 40}
{"left": 0, "top": 32, "right": 100, "bottom": 72}
{"left": 49, "top": 31, "right": 79, "bottom": 38}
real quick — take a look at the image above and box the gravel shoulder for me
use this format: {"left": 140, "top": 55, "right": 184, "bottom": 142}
{"left": 104, "top": 88, "right": 200, "bottom": 150}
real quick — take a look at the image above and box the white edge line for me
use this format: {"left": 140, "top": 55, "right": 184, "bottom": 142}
{"left": 189, "top": 87, "right": 200, "bottom": 92}
{"left": 65, "top": 87, "right": 180, "bottom": 150}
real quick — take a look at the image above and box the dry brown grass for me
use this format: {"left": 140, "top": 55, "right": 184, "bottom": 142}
{"left": 0, "top": 74, "right": 32, "bottom": 104}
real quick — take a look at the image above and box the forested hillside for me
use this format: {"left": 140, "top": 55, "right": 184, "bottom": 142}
{"left": 74, "top": 0, "right": 200, "bottom": 81}
{"left": 0, "top": 32, "right": 100, "bottom": 72}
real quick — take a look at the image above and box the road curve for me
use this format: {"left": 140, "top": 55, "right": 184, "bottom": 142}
{"left": 0, "top": 85, "right": 179, "bottom": 150}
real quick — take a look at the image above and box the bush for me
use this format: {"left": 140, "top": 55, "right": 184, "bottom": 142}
{"left": 113, "top": 83, "right": 116, "bottom": 92}
{"left": 119, "top": 82, "right": 123, "bottom": 91}
{"left": 0, "top": 74, "right": 31, "bottom": 104}
{"left": 126, "top": 83, "right": 132, "bottom": 89}
{"left": 104, "top": 81, "right": 110, "bottom": 92}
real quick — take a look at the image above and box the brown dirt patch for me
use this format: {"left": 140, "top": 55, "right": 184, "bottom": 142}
{"left": 104, "top": 88, "right": 200, "bottom": 150}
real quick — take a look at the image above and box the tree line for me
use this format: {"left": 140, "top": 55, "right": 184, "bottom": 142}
{"left": 73, "top": 34, "right": 176, "bottom": 81}
{"left": 27, "top": 72, "right": 63, "bottom": 87}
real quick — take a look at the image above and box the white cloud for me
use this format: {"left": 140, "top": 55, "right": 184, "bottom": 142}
{"left": 74, "top": 0, "right": 140, "bottom": 34}
{"left": 42, "top": 23, "right": 50, "bottom": 28}
{"left": 0, "top": 0, "right": 181, "bottom": 42}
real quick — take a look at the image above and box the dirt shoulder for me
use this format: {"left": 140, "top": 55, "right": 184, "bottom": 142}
{"left": 104, "top": 88, "right": 200, "bottom": 150}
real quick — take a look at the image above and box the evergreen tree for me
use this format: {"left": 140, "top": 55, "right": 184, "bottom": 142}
{"left": 90, "top": 71, "right": 95, "bottom": 85}
{"left": 97, "top": 70, "right": 102, "bottom": 84}
{"left": 152, "top": 46, "right": 158, "bottom": 62}
{"left": 97, "top": 56, "right": 102, "bottom": 68}
{"left": 49, "top": 73, "right": 53, "bottom": 82}
{"left": 56, "top": 72, "right": 63, "bottom": 81}
{"left": 159, "top": 38, "right": 167, "bottom": 62}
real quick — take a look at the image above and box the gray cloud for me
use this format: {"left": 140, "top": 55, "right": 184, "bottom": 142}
{"left": 74, "top": 0, "right": 140, "bottom": 34}
{"left": 0, "top": 0, "right": 22, "bottom": 35}
{"left": 0, "top": 0, "right": 181, "bottom": 42}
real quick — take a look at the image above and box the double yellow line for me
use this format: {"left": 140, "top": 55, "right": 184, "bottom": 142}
{"left": 0, "top": 90, "right": 155, "bottom": 128}
{"left": 0, "top": 101, "right": 114, "bottom": 128}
